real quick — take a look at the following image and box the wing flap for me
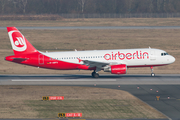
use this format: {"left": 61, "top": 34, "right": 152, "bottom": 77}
{"left": 81, "top": 59, "right": 109, "bottom": 72}
{"left": 82, "top": 60, "right": 109, "bottom": 67}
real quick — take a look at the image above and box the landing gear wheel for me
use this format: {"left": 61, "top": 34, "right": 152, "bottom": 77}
{"left": 150, "top": 66, "right": 155, "bottom": 77}
{"left": 91, "top": 72, "right": 95, "bottom": 77}
{"left": 151, "top": 73, "right": 155, "bottom": 77}
{"left": 92, "top": 72, "right": 99, "bottom": 78}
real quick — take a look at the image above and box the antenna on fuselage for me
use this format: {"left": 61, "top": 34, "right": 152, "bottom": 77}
{"left": 75, "top": 49, "right": 77, "bottom": 51}
{"left": 149, "top": 46, "right": 151, "bottom": 49}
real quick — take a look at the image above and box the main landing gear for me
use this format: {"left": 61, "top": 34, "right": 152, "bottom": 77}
{"left": 150, "top": 66, "right": 155, "bottom": 77}
{"left": 92, "top": 70, "right": 99, "bottom": 78}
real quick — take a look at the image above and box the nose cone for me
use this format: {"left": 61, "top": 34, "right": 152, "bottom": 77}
{"left": 169, "top": 56, "right": 175, "bottom": 64}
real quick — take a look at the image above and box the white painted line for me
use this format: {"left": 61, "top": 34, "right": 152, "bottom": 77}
{"left": 11, "top": 79, "right": 116, "bottom": 82}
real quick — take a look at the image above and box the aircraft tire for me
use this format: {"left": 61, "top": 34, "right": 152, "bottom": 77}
{"left": 92, "top": 72, "right": 99, "bottom": 78}
{"left": 151, "top": 73, "right": 155, "bottom": 77}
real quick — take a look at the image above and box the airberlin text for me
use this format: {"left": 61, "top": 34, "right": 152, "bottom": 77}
{"left": 104, "top": 51, "right": 149, "bottom": 60}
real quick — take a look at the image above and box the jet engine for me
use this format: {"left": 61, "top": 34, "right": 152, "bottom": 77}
{"left": 104, "top": 64, "right": 127, "bottom": 74}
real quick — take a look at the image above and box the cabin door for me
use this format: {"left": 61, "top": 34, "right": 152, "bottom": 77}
{"left": 150, "top": 51, "right": 156, "bottom": 60}
{"left": 38, "top": 54, "right": 44, "bottom": 64}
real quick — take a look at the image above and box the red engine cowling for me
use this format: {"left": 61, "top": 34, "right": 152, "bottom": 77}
{"left": 110, "top": 64, "right": 127, "bottom": 74}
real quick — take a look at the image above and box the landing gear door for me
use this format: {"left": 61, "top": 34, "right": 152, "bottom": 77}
{"left": 39, "top": 54, "right": 44, "bottom": 64}
{"left": 150, "top": 51, "right": 156, "bottom": 60}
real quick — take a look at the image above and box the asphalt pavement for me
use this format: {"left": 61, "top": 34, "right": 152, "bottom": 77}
{"left": 0, "top": 74, "right": 180, "bottom": 120}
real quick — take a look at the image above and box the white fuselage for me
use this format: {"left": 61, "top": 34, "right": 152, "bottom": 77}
{"left": 42, "top": 48, "right": 175, "bottom": 67}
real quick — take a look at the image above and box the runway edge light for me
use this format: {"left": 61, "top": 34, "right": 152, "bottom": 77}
{"left": 156, "top": 96, "right": 160, "bottom": 101}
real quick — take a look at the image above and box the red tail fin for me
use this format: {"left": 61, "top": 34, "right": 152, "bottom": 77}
{"left": 7, "top": 27, "right": 38, "bottom": 55}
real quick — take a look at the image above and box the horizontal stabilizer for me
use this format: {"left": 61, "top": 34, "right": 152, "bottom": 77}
{"left": 5, "top": 56, "right": 28, "bottom": 62}
{"left": 11, "top": 58, "right": 28, "bottom": 60}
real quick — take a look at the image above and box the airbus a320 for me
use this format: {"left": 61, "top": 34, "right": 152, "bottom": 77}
{"left": 5, "top": 27, "right": 175, "bottom": 78}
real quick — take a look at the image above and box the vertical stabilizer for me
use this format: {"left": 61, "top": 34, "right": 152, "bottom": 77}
{"left": 7, "top": 27, "right": 38, "bottom": 55}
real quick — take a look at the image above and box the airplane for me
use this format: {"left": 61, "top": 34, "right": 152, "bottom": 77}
{"left": 5, "top": 27, "right": 175, "bottom": 78}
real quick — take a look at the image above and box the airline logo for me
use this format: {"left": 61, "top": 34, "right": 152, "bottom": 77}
{"left": 8, "top": 30, "right": 27, "bottom": 52}
{"left": 104, "top": 51, "right": 149, "bottom": 60}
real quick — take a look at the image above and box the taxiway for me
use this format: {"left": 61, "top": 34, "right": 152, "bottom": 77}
{"left": 0, "top": 74, "right": 179, "bottom": 85}
{"left": 0, "top": 74, "right": 180, "bottom": 120}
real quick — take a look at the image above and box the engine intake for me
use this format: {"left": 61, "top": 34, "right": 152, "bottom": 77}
{"left": 104, "top": 64, "right": 127, "bottom": 74}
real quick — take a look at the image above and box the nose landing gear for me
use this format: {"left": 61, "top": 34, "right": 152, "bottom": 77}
{"left": 150, "top": 66, "right": 155, "bottom": 76}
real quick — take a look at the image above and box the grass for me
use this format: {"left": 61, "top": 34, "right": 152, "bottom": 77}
{"left": 0, "top": 29, "right": 179, "bottom": 74}
{"left": 0, "top": 18, "right": 176, "bottom": 119}
{"left": 1, "top": 18, "right": 180, "bottom": 27}
{"left": 0, "top": 86, "right": 166, "bottom": 119}
{"left": 25, "top": 99, "right": 156, "bottom": 119}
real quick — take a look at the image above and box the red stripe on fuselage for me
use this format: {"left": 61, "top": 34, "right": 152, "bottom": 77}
{"left": 5, "top": 52, "right": 168, "bottom": 70}
{"left": 5, "top": 52, "right": 95, "bottom": 70}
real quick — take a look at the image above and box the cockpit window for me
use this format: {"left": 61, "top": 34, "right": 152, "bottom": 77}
{"left": 161, "top": 53, "right": 169, "bottom": 56}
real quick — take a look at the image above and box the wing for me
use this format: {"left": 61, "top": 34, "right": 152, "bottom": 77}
{"left": 81, "top": 59, "right": 109, "bottom": 72}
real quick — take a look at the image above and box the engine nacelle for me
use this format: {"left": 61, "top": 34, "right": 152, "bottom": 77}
{"left": 104, "top": 64, "right": 127, "bottom": 74}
